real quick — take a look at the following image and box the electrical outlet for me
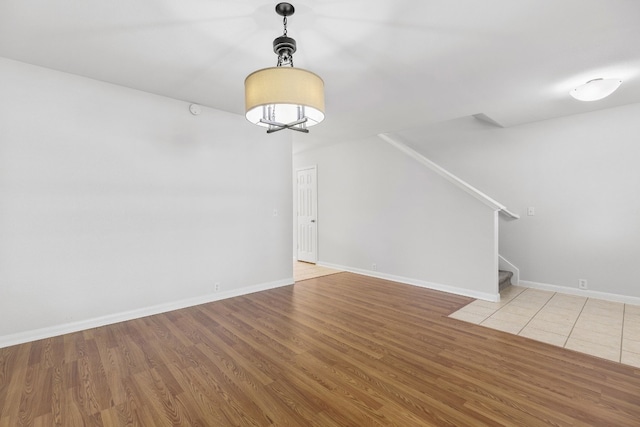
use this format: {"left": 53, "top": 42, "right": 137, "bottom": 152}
{"left": 527, "top": 207, "right": 535, "bottom": 216}
{"left": 578, "top": 279, "right": 588, "bottom": 290}
{"left": 214, "top": 282, "right": 220, "bottom": 292}
{"left": 273, "top": 209, "right": 279, "bottom": 217}
{"left": 372, "top": 263, "right": 377, "bottom": 271}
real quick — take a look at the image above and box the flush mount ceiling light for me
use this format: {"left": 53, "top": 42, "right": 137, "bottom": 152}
{"left": 569, "top": 78, "right": 623, "bottom": 101}
{"left": 245, "top": 3, "right": 324, "bottom": 133}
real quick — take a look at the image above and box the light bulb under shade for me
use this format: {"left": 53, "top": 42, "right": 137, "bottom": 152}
{"left": 569, "top": 78, "right": 623, "bottom": 102}
{"left": 245, "top": 67, "right": 325, "bottom": 127}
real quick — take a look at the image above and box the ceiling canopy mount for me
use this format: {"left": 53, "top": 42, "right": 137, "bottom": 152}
{"left": 275, "top": 2, "right": 294, "bottom": 17}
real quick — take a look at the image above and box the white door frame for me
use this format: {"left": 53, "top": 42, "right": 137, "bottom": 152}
{"left": 296, "top": 165, "right": 318, "bottom": 263}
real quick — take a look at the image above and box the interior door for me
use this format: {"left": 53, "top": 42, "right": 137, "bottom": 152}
{"left": 296, "top": 166, "right": 318, "bottom": 263}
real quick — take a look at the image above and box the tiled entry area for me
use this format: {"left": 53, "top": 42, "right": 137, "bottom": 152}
{"left": 294, "top": 261, "right": 341, "bottom": 281}
{"left": 450, "top": 286, "right": 640, "bottom": 368}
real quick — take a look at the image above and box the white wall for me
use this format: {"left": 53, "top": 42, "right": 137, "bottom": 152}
{"left": 293, "top": 135, "right": 499, "bottom": 300}
{"left": 394, "top": 103, "right": 640, "bottom": 299}
{"left": 0, "top": 58, "right": 293, "bottom": 346}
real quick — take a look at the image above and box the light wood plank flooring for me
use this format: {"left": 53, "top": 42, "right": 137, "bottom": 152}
{"left": 1, "top": 273, "right": 640, "bottom": 426}
{"left": 294, "top": 261, "right": 341, "bottom": 281}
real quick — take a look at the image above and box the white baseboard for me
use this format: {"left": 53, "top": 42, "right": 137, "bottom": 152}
{"left": 520, "top": 280, "right": 640, "bottom": 306}
{"left": 0, "top": 277, "right": 294, "bottom": 349}
{"left": 317, "top": 262, "right": 500, "bottom": 302}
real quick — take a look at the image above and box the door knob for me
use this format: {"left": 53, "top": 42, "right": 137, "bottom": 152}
{"left": 311, "top": 220, "right": 316, "bottom": 223}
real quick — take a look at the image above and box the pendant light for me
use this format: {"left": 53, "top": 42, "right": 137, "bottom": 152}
{"left": 245, "top": 3, "right": 325, "bottom": 133}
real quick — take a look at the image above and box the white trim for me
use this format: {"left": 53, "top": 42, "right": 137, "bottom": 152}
{"left": 499, "top": 254, "right": 520, "bottom": 285}
{"left": 0, "top": 278, "right": 294, "bottom": 349}
{"left": 317, "top": 262, "right": 500, "bottom": 302}
{"left": 520, "top": 280, "right": 640, "bottom": 306}
{"left": 378, "top": 133, "right": 520, "bottom": 219}
{"left": 499, "top": 209, "right": 520, "bottom": 219}
{"left": 379, "top": 133, "right": 504, "bottom": 211}
{"left": 492, "top": 211, "right": 499, "bottom": 294}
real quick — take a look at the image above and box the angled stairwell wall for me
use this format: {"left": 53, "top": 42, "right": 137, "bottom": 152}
{"left": 392, "top": 106, "right": 640, "bottom": 303}
{"left": 293, "top": 133, "right": 518, "bottom": 302}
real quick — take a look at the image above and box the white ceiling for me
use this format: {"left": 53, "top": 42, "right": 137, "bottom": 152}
{"left": 1, "top": 0, "right": 639, "bottom": 143}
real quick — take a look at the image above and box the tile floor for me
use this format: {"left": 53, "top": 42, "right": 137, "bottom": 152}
{"left": 450, "top": 285, "right": 640, "bottom": 368}
{"left": 294, "top": 261, "right": 341, "bottom": 282}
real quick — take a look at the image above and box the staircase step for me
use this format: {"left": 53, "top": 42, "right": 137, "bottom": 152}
{"left": 499, "top": 270, "right": 513, "bottom": 291}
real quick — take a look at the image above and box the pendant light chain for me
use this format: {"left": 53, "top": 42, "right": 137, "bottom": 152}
{"left": 282, "top": 16, "right": 293, "bottom": 67}
{"left": 276, "top": 14, "right": 293, "bottom": 67}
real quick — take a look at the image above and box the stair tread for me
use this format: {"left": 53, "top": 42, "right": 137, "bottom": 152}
{"left": 499, "top": 270, "right": 513, "bottom": 291}
{"left": 499, "top": 270, "right": 513, "bottom": 280}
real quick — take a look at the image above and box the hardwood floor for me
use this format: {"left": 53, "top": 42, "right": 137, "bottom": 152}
{"left": 2, "top": 273, "right": 640, "bottom": 426}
